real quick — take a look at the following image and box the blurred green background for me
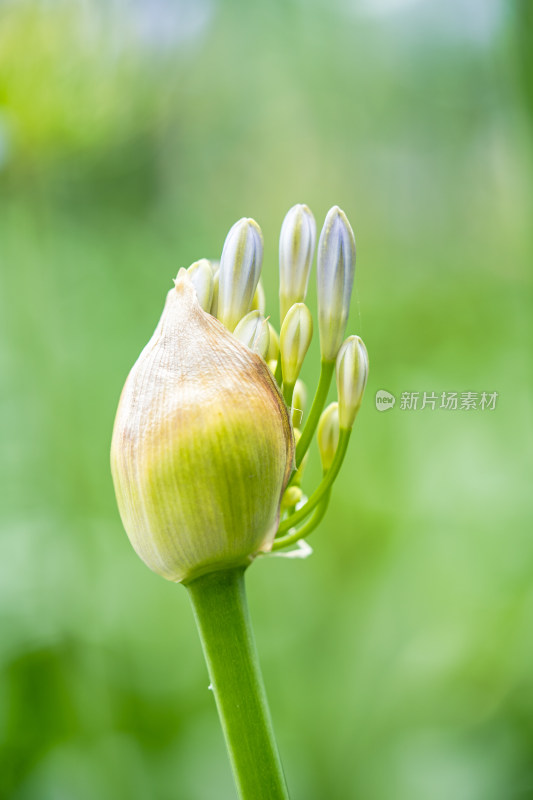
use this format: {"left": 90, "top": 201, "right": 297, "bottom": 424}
{"left": 1, "top": 1, "right": 532, "bottom": 798}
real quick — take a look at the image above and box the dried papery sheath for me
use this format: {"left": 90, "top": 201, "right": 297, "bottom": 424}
{"left": 218, "top": 218, "right": 263, "bottom": 331}
{"left": 234, "top": 310, "right": 270, "bottom": 360}
{"left": 317, "top": 206, "right": 356, "bottom": 362}
{"left": 318, "top": 402, "right": 340, "bottom": 471}
{"left": 187, "top": 259, "right": 214, "bottom": 311}
{"left": 336, "top": 335, "right": 369, "bottom": 429}
{"left": 279, "top": 302, "right": 313, "bottom": 388}
{"left": 279, "top": 204, "right": 316, "bottom": 321}
{"left": 111, "top": 270, "right": 294, "bottom": 584}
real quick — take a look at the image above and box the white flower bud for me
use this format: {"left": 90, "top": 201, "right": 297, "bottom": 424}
{"left": 250, "top": 279, "right": 266, "bottom": 315}
{"left": 210, "top": 264, "right": 220, "bottom": 317}
{"left": 218, "top": 218, "right": 263, "bottom": 332}
{"left": 291, "top": 379, "right": 307, "bottom": 428}
{"left": 234, "top": 310, "right": 270, "bottom": 360}
{"left": 281, "top": 485, "right": 303, "bottom": 512}
{"left": 336, "top": 335, "right": 368, "bottom": 429}
{"left": 279, "top": 204, "right": 316, "bottom": 321}
{"left": 317, "top": 206, "right": 356, "bottom": 362}
{"left": 279, "top": 303, "right": 313, "bottom": 388}
{"left": 291, "top": 428, "right": 309, "bottom": 486}
{"left": 266, "top": 323, "right": 280, "bottom": 363}
{"left": 187, "top": 259, "right": 214, "bottom": 312}
{"left": 317, "top": 402, "right": 339, "bottom": 471}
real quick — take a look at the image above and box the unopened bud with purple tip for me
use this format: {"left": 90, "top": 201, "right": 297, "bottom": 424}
{"left": 218, "top": 218, "right": 263, "bottom": 332}
{"left": 279, "top": 204, "right": 316, "bottom": 321}
{"left": 317, "top": 206, "right": 356, "bottom": 362}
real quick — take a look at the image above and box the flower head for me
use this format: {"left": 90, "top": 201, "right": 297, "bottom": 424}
{"left": 111, "top": 203, "right": 367, "bottom": 575}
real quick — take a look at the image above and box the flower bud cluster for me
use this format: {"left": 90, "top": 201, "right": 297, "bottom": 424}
{"left": 111, "top": 203, "right": 368, "bottom": 582}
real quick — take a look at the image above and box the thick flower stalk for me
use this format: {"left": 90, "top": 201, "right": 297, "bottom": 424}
{"left": 111, "top": 204, "right": 368, "bottom": 800}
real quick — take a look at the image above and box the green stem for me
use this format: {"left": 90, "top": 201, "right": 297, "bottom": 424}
{"left": 295, "top": 360, "right": 335, "bottom": 467}
{"left": 272, "top": 490, "right": 331, "bottom": 551}
{"left": 282, "top": 380, "right": 295, "bottom": 407}
{"left": 277, "top": 428, "right": 351, "bottom": 536}
{"left": 186, "top": 568, "right": 290, "bottom": 800}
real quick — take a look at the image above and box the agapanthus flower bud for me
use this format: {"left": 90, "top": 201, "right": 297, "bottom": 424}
{"left": 317, "top": 402, "right": 340, "bottom": 471}
{"left": 280, "top": 485, "right": 303, "bottom": 512}
{"left": 291, "top": 428, "right": 308, "bottom": 487}
{"left": 210, "top": 263, "right": 220, "bottom": 317}
{"left": 187, "top": 259, "right": 214, "bottom": 311}
{"left": 234, "top": 310, "right": 270, "bottom": 360}
{"left": 279, "top": 303, "right": 313, "bottom": 388}
{"left": 111, "top": 270, "right": 294, "bottom": 583}
{"left": 336, "top": 335, "right": 369, "bottom": 429}
{"left": 218, "top": 218, "right": 263, "bottom": 332}
{"left": 251, "top": 279, "right": 266, "bottom": 315}
{"left": 317, "top": 206, "right": 356, "bottom": 362}
{"left": 291, "top": 379, "right": 307, "bottom": 427}
{"left": 266, "top": 323, "right": 280, "bottom": 363}
{"left": 279, "top": 204, "right": 316, "bottom": 321}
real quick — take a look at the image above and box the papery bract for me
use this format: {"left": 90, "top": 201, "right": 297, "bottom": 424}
{"left": 111, "top": 271, "right": 294, "bottom": 583}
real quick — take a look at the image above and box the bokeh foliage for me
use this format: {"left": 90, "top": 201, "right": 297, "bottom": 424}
{"left": 1, "top": 1, "right": 532, "bottom": 798}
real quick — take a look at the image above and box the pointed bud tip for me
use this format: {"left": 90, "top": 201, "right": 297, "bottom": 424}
{"left": 231, "top": 216, "right": 264, "bottom": 242}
